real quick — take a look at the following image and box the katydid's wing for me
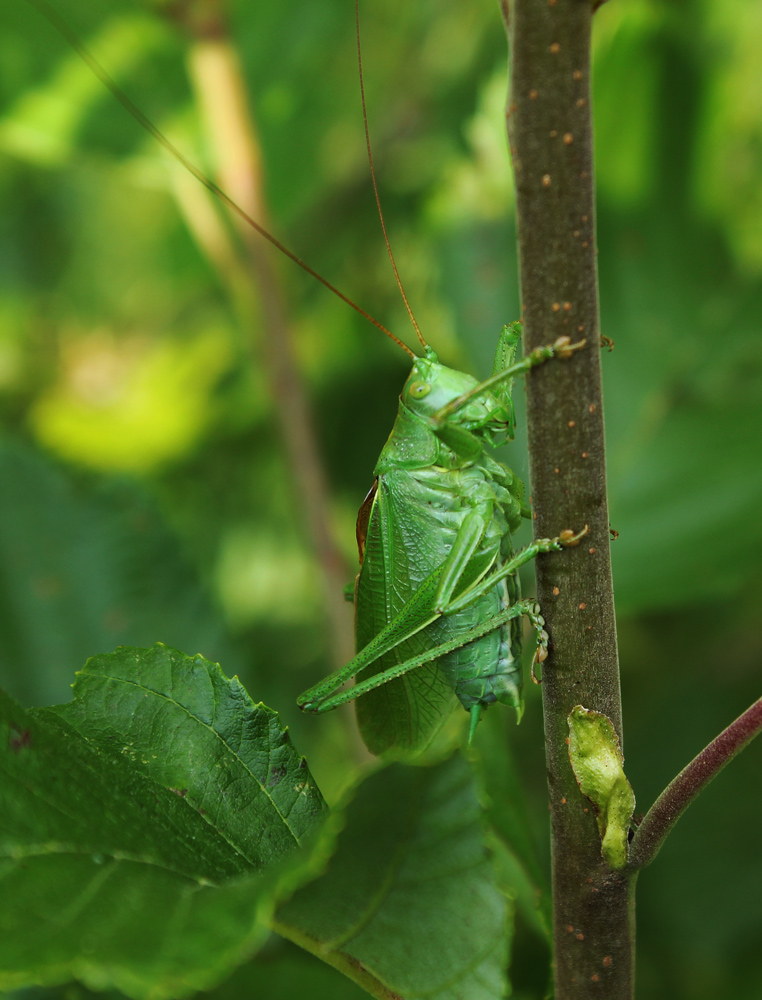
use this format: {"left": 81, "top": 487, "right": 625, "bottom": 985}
{"left": 354, "top": 473, "right": 457, "bottom": 757}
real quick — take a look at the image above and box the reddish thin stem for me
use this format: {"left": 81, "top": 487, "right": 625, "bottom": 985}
{"left": 629, "top": 696, "right": 762, "bottom": 870}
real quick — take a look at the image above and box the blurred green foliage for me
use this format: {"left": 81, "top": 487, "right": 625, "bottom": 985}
{"left": 0, "top": 0, "right": 760, "bottom": 997}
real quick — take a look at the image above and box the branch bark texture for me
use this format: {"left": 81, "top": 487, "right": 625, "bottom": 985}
{"left": 503, "top": 2, "right": 632, "bottom": 996}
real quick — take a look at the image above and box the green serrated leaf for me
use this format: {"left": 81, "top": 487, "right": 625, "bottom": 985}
{"left": 47, "top": 643, "right": 326, "bottom": 868}
{"left": 275, "top": 754, "right": 510, "bottom": 1000}
{"left": 567, "top": 706, "right": 635, "bottom": 871}
{"left": 0, "top": 645, "right": 327, "bottom": 999}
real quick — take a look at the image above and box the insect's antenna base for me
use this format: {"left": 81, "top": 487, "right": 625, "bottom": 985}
{"left": 29, "top": 0, "right": 417, "bottom": 362}
{"left": 356, "top": 0, "right": 427, "bottom": 352}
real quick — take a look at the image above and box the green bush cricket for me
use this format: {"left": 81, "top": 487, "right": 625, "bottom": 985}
{"left": 298, "top": 326, "right": 586, "bottom": 756}
{"left": 34, "top": 0, "right": 587, "bottom": 758}
{"left": 296, "top": 2, "right": 587, "bottom": 756}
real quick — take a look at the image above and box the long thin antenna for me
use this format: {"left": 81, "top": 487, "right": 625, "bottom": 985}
{"left": 355, "top": 0, "right": 428, "bottom": 352}
{"left": 28, "top": 0, "right": 417, "bottom": 361}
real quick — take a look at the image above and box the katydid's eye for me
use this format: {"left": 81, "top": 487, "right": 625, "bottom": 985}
{"left": 409, "top": 381, "right": 431, "bottom": 399}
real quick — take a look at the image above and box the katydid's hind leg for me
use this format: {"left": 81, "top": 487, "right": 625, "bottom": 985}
{"left": 303, "top": 598, "right": 539, "bottom": 715}
{"left": 297, "top": 562, "right": 448, "bottom": 712}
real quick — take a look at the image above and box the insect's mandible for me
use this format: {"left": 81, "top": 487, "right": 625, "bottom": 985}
{"left": 35, "top": 0, "right": 587, "bottom": 756}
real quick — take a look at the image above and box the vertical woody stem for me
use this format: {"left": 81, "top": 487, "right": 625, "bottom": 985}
{"left": 503, "top": 1, "right": 634, "bottom": 996}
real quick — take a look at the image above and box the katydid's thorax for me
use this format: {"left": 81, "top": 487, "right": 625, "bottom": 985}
{"left": 362, "top": 352, "right": 528, "bottom": 602}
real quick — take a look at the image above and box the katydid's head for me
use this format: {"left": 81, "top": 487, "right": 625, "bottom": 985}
{"left": 402, "top": 357, "right": 476, "bottom": 417}
{"left": 401, "top": 351, "right": 514, "bottom": 439}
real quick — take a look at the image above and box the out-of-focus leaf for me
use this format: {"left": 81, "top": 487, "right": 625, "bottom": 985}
{"left": 276, "top": 754, "right": 511, "bottom": 1000}
{"left": 29, "top": 329, "right": 233, "bottom": 472}
{"left": 693, "top": 2, "right": 762, "bottom": 271}
{"left": 0, "top": 441, "right": 241, "bottom": 707}
{"left": 599, "top": 214, "right": 762, "bottom": 614}
{"left": 0, "top": 12, "right": 169, "bottom": 166}
{"left": 592, "top": 2, "right": 664, "bottom": 208}
{"left": 0, "top": 645, "right": 327, "bottom": 998}
{"left": 473, "top": 708, "right": 550, "bottom": 939}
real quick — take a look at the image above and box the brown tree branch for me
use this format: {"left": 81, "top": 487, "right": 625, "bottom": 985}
{"left": 503, "top": 1, "right": 633, "bottom": 996}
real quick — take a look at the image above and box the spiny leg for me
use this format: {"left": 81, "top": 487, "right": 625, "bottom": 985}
{"left": 297, "top": 563, "right": 444, "bottom": 710}
{"left": 300, "top": 501, "right": 497, "bottom": 712}
{"left": 301, "top": 598, "right": 542, "bottom": 714}
{"left": 432, "top": 333, "right": 586, "bottom": 428}
{"left": 492, "top": 322, "right": 522, "bottom": 375}
{"left": 489, "top": 322, "right": 522, "bottom": 438}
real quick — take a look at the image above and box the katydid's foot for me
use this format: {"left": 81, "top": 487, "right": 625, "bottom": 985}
{"left": 558, "top": 524, "right": 589, "bottom": 547}
{"left": 527, "top": 336, "right": 586, "bottom": 366}
{"left": 297, "top": 689, "right": 323, "bottom": 713}
{"left": 551, "top": 335, "right": 587, "bottom": 358}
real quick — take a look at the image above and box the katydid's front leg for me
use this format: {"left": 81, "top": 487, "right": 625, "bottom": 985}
{"left": 488, "top": 321, "right": 521, "bottom": 439}
{"left": 432, "top": 332, "right": 585, "bottom": 429}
